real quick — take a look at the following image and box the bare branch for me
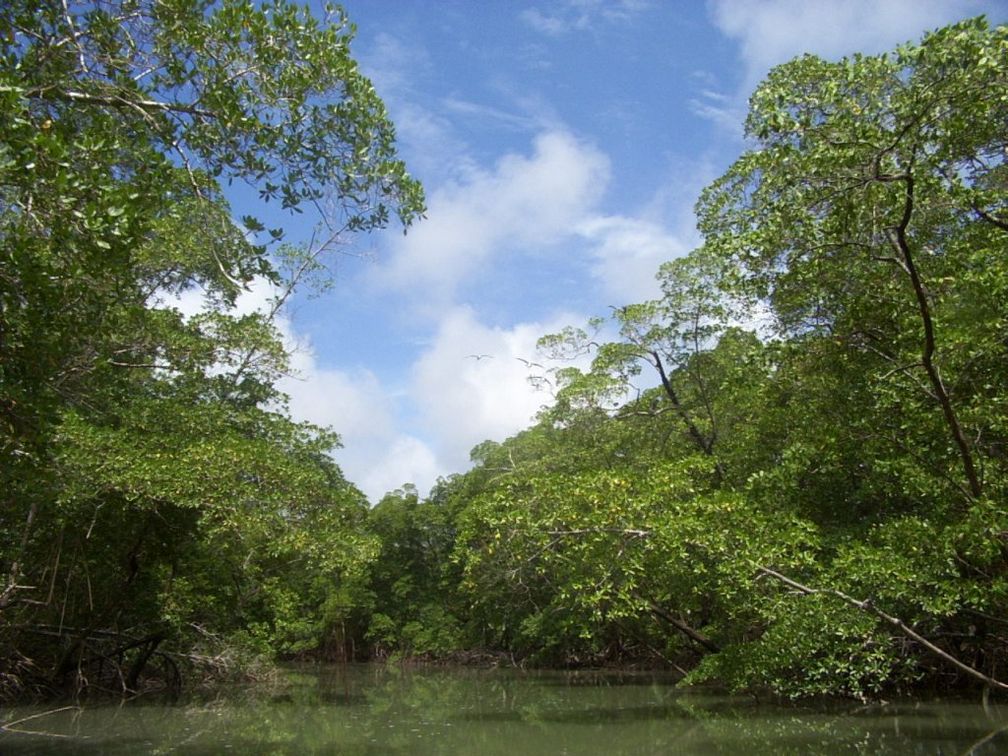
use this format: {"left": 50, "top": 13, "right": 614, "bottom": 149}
{"left": 50, "top": 89, "right": 214, "bottom": 118}
{"left": 546, "top": 528, "right": 652, "bottom": 538}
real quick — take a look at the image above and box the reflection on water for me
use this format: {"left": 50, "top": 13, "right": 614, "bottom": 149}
{"left": 1, "top": 664, "right": 1006, "bottom": 754}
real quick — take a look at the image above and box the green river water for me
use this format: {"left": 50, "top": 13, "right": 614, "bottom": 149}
{"left": 1, "top": 664, "right": 1006, "bottom": 754}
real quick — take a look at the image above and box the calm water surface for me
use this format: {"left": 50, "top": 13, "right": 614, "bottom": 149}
{"left": 1, "top": 664, "right": 1006, "bottom": 754}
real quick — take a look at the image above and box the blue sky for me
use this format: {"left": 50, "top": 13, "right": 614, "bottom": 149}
{"left": 242, "top": 0, "right": 1007, "bottom": 501}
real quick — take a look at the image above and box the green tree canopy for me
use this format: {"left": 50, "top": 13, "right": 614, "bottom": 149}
{"left": 0, "top": 0, "right": 423, "bottom": 699}
{"left": 370, "top": 18, "right": 1008, "bottom": 700}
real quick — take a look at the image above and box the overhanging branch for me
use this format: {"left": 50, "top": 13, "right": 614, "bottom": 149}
{"left": 758, "top": 566, "right": 1008, "bottom": 692}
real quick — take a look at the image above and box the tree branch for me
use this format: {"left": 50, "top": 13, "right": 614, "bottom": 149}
{"left": 546, "top": 528, "right": 651, "bottom": 538}
{"left": 47, "top": 89, "right": 215, "bottom": 118}
{"left": 636, "top": 594, "right": 720, "bottom": 653}
{"left": 650, "top": 350, "right": 725, "bottom": 481}
{"left": 974, "top": 206, "right": 1008, "bottom": 232}
{"left": 650, "top": 351, "right": 710, "bottom": 454}
{"left": 757, "top": 566, "right": 1008, "bottom": 692}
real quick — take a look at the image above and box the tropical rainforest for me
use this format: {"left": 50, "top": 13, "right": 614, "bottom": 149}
{"left": 1, "top": 2, "right": 1006, "bottom": 702}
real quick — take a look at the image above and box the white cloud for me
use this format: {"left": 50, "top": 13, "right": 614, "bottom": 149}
{"left": 695, "top": 0, "right": 994, "bottom": 134}
{"left": 575, "top": 156, "right": 713, "bottom": 305}
{"left": 709, "top": 0, "right": 992, "bottom": 89}
{"left": 411, "top": 306, "right": 589, "bottom": 473}
{"left": 578, "top": 215, "right": 692, "bottom": 304}
{"left": 356, "top": 33, "right": 479, "bottom": 185}
{"left": 279, "top": 329, "right": 449, "bottom": 502}
{"left": 281, "top": 364, "right": 392, "bottom": 442}
{"left": 283, "top": 304, "right": 598, "bottom": 500}
{"left": 687, "top": 89, "right": 746, "bottom": 133}
{"left": 520, "top": 8, "right": 571, "bottom": 35}
{"left": 521, "top": 0, "right": 650, "bottom": 35}
{"left": 374, "top": 130, "right": 610, "bottom": 308}
{"left": 265, "top": 307, "right": 445, "bottom": 501}
{"left": 154, "top": 274, "right": 280, "bottom": 320}
{"left": 440, "top": 97, "right": 541, "bottom": 132}
{"left": 358, "top": 32, "right": 432, "bottom": 100}
{"left": 390, "top": 101, "right": 480, "bottom": 183}
{"left": 352, "top": 435, "right": 441, "bottom": 504}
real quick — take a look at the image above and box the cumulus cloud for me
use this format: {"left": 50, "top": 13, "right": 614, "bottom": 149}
{"left": 280, "top": 363, "right": 392, "bottom": 443}
{"left": 411, "top": 306, "right": 590, "bottom": 473}
{"left": 257, "top": 305, "right": 452, "bottom": 502}
{"left": 277, "top": 317, "right": 451, "bottom": 502}
{"left": 352, "top": 435, "right": 441, "bottom": 504}
{"left": 578, "top": 215, "right": 693, "bottom": 304}
{"left": 696, "top": 0, "right": 993, "bottom": 132}
{"left": 374, "top": 130, "right": 610, "bottom": 307}
{"left": 283, "top": 303, "right": 598, "bottom": 500}
{"left": 281, "top": 356, "right": 430, "bottom": 501}
{"left": 709, "top": 0, "right": 992, "bottom": 89}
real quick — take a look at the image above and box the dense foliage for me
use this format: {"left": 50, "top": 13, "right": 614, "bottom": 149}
{"left": 361, "top": 18, "right": 1008, "bottom": 700}
{"left": 3, "top": 5, "right": 1005, "bottom": 704}
{"left": 0, "top": 0, "right": 422, "bottom": 699}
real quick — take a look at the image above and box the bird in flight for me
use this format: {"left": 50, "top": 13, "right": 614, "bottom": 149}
{"left": 466, "top": 354, "right": 493, "bottom": 361}
{"left": 515, "top": 357, "right": 544, "bottom": 369}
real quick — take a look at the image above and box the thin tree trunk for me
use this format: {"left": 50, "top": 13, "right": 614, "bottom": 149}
{"left": 889, "top": 162, "right": 982, "bottom": 499}
{"left": 1, "top": 501, "right": 39, "bottom": 610}
{"left": 650, "top": 351, "right": 726, "bottom": 481}
{"left": 125, "top": 633, "right": 165, "bottom": 692}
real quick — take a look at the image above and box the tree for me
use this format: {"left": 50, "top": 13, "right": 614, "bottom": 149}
{"left": 689, "top": 16, "right": 1008, "bottom": 696}
{"left": 698, "top": 17, "right": 1007, "bottom": 505}
{"left": 389, "top": 18, "right": 1008, "bottom": 699}
{"left": 538, "top": 247, "right": 759, "bottom": 484}
{"left": 364, "top": 485, "right": 463, "bottom": 658}
{"left": 1, "top": 0, "right": 423, "bottom": 464}
{"left": 0, "top": 0, "right": 423, "bottom": 698}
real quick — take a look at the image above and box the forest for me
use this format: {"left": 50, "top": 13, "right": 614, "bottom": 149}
{"left": 1, "top": 1, "right": 1006, "bottom": 702}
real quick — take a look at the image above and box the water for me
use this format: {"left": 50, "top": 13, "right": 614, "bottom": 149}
{"left": 1, "top": 664, "right": 1006, "bottom": 754}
